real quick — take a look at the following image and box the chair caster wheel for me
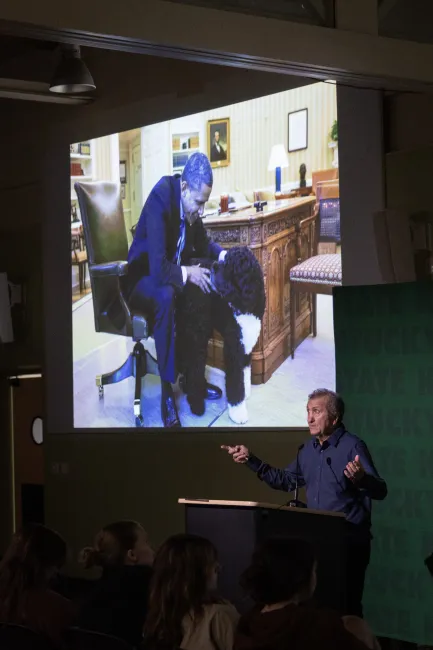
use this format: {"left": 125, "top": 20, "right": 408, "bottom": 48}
{"left": 98, "top": 386, "right": 104, "bottom": 398}
{"left": 136, "top": 415, "right": 144, "bottom": 427}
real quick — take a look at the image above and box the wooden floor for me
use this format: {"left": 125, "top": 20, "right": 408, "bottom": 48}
{"left": 72, "top": 293, "right": 336, "bottom": 429}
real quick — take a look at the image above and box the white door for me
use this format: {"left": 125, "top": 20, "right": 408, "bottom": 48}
{"left": 131, "top": 138, "right": 143, "bottom": 228}
{"left": 142, "top": 122, "right": 171, "bottom": 201}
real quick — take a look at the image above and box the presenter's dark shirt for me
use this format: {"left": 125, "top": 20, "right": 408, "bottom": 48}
{"left": 246, "top": 427, "right": 387, "bottom": 534}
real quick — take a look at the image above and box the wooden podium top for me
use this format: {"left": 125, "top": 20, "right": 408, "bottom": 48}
{"left": 178, "top": 498, "right": 345, "bottom": 518}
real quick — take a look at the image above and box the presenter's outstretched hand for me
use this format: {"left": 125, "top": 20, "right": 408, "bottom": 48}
{"left": 221, "top": 444, "right": 250, "bottom": 463}
{"left": 186, "top": 265, "right": 212, "bottom": 293}
{"left": 344, "top": 454, "right": 365, "bottom": 483}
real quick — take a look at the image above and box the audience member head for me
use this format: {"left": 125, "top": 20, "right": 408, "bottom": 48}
{"left": 240, "top": 537, "right": 316, "bottom": 606}
{"left": 144, "top": 534, "right": 220, "bottom": 648}
{"left": 79, "top": 520, "right": 154, "bottom": 571}
{"left": 181, "top": 152, "right": 213, "bottom": 225}
{"left": 0, "top": 524, "right": 67, "bottom": 620}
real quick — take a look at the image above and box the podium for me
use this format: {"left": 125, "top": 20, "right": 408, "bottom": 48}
{"left": 179, "top": 499, "right": 347, "bottom": 613}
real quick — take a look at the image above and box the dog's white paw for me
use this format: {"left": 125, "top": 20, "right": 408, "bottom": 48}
{"left": 228, "top": 400, "right": 248, "bottom": 425}
{"left": 244, "top": 366, "right": 252, "bottom": 400}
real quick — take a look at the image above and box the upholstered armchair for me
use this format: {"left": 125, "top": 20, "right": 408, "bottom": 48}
{"left": 74, "top": 181, "right": 158, "bottom": 426}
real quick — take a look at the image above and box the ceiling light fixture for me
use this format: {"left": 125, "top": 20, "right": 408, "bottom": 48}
{"left": 50, "top": 44, "right": 95, "bottom": 94}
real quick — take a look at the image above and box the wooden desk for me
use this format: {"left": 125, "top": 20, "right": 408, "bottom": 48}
{"left": 204, "top": 197, "right": 316, "bottom": 384}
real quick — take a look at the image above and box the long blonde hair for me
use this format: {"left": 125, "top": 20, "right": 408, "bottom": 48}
{"left": 144, "top": 534, "right": 220, "bottom": 649}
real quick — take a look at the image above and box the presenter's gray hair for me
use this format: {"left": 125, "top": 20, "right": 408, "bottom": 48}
{"left": 308, "top": 388, "right": 345, "bottom": 424}
{"left": 182, "top": 152, "right": 213, "bottom": 191}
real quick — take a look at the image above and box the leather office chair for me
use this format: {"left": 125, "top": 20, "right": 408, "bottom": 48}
{"left": 74, "top": 181, "right": 158, "bottom": 426}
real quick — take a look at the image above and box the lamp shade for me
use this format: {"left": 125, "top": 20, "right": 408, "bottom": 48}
{"left": 50, "top": 45, "right": 95, "bottom": 94}
{"left": 268, "top": 144, "right": 289, "bottom": 171}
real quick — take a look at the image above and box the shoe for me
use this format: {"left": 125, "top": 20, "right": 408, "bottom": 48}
{"left": 161, "top": 381, "right": 181, "bottom": 428}
{"left": 179, "top": 375, "right": 222, "bottom": 401}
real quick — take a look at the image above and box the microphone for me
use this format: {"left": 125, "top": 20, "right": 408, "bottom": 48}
{"left": 326, "top": 456, "right": 346, "bottom": 491}
{"left": 288, "top": 444, "right": 306, "bottom": 508}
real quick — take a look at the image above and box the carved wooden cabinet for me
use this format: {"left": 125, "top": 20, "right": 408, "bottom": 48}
{"left": 205, "top": 197, "right": 316, "bottom": 383}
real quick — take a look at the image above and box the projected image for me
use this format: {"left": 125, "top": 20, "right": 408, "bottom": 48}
{"left": 71, "top": 82, "right": 340, "bottom": 429}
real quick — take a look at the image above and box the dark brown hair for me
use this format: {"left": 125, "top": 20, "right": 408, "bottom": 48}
{"left": 240, "top": 537, "right": 316, "bottom": 605}
{"left": 143, "top": 534, "right": 220, "bottom": 649}
{"left": 0, "top": 524, "right": 67, "bottom": 621}
{"left": 308, "top": 388, "right": 345, "bottom": 424}
{"left": 79, "top": 520, "right": 144, "bottom": 570}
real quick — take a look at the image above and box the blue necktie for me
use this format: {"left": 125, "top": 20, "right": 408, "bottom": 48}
{"left": 176, "top": 217, "right": 186, "bottom": 265}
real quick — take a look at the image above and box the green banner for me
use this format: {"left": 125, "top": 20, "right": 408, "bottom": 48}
{"left": 334, "top": 281, "right": 433, "bottom": 645}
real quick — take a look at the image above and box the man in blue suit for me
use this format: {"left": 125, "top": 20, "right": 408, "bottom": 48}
{"left": 127, "top": 153, "right": 225, "bottom": 428}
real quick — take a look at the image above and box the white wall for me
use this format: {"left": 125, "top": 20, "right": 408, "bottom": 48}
{"left": 140, "top": 82, "right": 337, "bottom": 199}
{"left": 142, "top": 122, "right": 171, "bottom": 201}
{"left": 93, "top": 135, "right": 120, "bottom": 183}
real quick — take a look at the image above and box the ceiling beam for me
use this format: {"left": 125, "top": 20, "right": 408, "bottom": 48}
{"left": 0, "top": 0, "right": 432, "bottom": 91}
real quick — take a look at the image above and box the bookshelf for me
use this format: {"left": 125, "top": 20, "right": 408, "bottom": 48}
{"left": 171, "top": 131, "right": 200, "bottom": 174}
{"left": 70, "top": 140, "right": 95, "bottom": 222}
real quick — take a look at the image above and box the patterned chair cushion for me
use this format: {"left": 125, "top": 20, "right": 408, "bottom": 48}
{"left": 290, "top": 254, "right": 342, "bottom": 286}
{"left": 319, "top": 198, "right": 340, "bottom": 242}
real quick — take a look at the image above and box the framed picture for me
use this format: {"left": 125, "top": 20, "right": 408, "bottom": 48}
{"left": 208, "top": 118, "right": 230, "bottom": 168}
{"left": 80, "top": 142, "right": 91, "bottom": 156}
{"left": 119, "top": 160, "right": 127, "bottom": 184}
{"left": 288, "top": 108, "right": 308, "bottom": 153}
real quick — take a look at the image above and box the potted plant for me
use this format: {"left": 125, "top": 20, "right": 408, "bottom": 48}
{"left": 330, "top": 120, "right": 338, "bottom": 142}
{"left": 328, "top": 119, "right": 339, "bottom": 168}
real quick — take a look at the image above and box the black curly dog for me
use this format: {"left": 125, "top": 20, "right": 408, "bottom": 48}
{"left": 177, "top": 246, "right": 265, "bottom": 424}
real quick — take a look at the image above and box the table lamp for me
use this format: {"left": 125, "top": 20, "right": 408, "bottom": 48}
{"left": 268, "top": 144, "right": 289, "bottom": 194}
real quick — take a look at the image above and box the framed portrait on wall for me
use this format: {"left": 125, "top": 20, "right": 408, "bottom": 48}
{"left": 288, "top": 108, "right": 308, "bottom": 153}
{"left": 208, "top": 118, "right": 230, "bottom": 168}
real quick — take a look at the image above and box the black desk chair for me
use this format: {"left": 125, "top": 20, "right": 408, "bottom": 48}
{"left": 74, "top": 181, "right": 159, "bottom": 426}
{"left": 0, "top": 623, "right": 53, "bottom": 650}
{"left": 65, "top": 627, "right": 133, "bottom": 650}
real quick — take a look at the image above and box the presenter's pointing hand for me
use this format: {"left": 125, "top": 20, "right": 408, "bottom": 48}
{"left": 221, "top": 444, "right": 250, "bottom": 464}
{"left": 344, "top": 454, "right": 365, "bottom": 483}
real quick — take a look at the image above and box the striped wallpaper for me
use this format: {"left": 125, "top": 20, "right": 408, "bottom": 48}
{"left": 201, "top": 81, "right": 337, "bottom": 196}
{"left": 137, "top": 81, "right": 337, "bottom": 200}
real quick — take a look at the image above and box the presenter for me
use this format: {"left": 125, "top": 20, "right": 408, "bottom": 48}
{"left": 127, "top": 153, "right": 226, "bottom": 428}
{"left": 221, "top": 388, "right": 387, "bottom": 618}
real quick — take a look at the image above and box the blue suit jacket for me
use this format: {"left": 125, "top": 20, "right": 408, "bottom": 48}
{"left": 128, "top": 175, "right": 222, "bottom": 292}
